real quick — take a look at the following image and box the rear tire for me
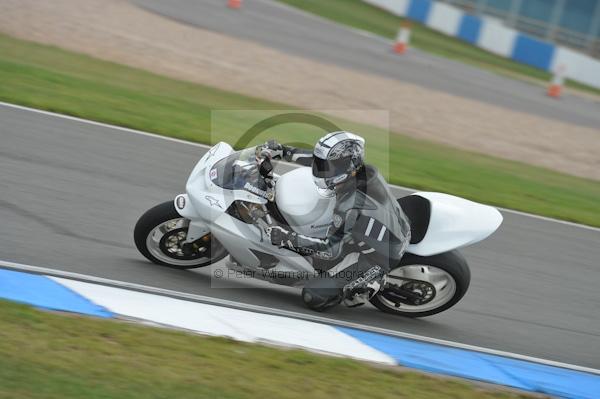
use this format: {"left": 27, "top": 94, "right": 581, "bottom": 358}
{"left": 370, "top": 250, "right": 470, "bottom": 317}
{"left": 134, "top": 201, "right": 227, "bottom": 269}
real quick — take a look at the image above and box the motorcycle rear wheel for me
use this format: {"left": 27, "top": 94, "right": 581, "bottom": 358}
{"left": 134, "top": 201, "right": 227, "bottom": 269}
{"left": 370, "top": 250, "right": 470, "bottom": 317}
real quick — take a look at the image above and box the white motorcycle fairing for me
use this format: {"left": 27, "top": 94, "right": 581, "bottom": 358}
{"left": 173, "top": 142, "right": 502, "bottom": 284}
{"left": 404, "top": 192, "right": 503, "bottom": 257}
{"left": 174, "top": 143, "right": 315, "bottom": 278}
{"left": 175, "top": 142, "right": 266, "bottom": 219}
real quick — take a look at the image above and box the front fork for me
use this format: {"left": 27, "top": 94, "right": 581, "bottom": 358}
{"left": 174, "top": 194, "right": 210, "bottom": 243}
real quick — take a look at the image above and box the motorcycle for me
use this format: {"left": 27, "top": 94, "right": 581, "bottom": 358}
{"left": 134, "top": 142, "right": 503, "bottom": 317}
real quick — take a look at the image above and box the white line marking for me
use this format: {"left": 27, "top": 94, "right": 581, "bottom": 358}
{"left": 1, "top": 101, "right": 598, "bottom": 232}
{"left": 0, "top": 101, "right": 211, "bottom": 150}
{"left": 50, "top": 274, "right": 396, "bottom": 364}
{"left": 1, "top": 259, "right": 599, "bottom": 376}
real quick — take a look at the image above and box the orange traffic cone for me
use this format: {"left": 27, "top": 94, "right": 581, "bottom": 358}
{"left": 548, "top": 65, "right": 566, "bottom": 99}
{"left": 227, "top": 0, "right": 242, "bottom": 9}
{"left": 394, "top": 22, "right": 411, "bottom": 54}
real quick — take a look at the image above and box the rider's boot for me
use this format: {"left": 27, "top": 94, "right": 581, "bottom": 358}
{"left": 342, "top": 265, "right": 385, "bottom": 308}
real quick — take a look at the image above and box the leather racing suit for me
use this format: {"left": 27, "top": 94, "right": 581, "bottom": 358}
{"left": 265, "top": 142, "right": 412, "bottom": 311}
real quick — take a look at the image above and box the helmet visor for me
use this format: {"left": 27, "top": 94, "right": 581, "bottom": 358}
{"left": 312, "top": 156, "right": 351, "bottom": 178}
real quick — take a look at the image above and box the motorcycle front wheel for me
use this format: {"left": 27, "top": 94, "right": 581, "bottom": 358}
{"left": 134, "top": 201, "right": 227, "bottom": 269}
{"left": 370, "top": 250, "right": 470, "bottom": 317}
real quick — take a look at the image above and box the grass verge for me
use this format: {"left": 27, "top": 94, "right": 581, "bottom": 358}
{"left": 0, "top": 299, "right": 536, "bottom": 399}
{"left": 276, "top": 0, "right": 600, "bottom": 97}
{"left": 0, "top": 33, "right": 599, "bottom": 226}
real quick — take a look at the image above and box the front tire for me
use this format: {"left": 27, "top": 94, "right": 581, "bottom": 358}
{"left": 134, "top": 201, "right": 227, "bottom": 269}
{"left": 370, "top": 250, "right": 470, "bottom": 317}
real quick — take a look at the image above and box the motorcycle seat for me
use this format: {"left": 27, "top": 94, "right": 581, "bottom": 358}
{"left": 397, "top": 195, "right": 431, "bottom": 244}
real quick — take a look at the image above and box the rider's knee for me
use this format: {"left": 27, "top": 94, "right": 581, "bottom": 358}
{"left": 302, "top": 288, "right": 342, "bottom": 311}
{"left": 302, "top": 277, "right": 343, "bottom": 311}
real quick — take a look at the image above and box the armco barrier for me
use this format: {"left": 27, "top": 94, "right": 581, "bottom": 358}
{"left": 426, "top": 1, "right": 462, "bottom": 36}
{"left": 406, "top": 0, "right": 431, "bottom": 23}
{"left": 364, "top": 0, "right": 600, "bottom": 89}
{"left": 512, "top": 34, "right": 556, "bottom": 71}
{"left": 1, "top": 267, "right": 600, "bottom": 398}
{"left": 478, "top": 18, "right": 517, "bottom": 57}
{"left": 457, "top": 14, "right": 482, "bottom": 44}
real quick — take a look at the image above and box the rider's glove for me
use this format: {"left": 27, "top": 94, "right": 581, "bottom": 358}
{"left": 265, "top": 139, "right": 283, "bottom": 152}
{"left": 269, "top": 226, "right": 297, "bottom": 249}
{"left": 258, "top": 140, "right": 284, "bottom": 160}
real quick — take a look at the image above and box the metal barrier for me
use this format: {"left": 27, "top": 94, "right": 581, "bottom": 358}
{"left": 440, "top": 0, "right": 600, "bottom": 58}
{"left": 364, "top": 0, "right": 600, "bottom": 89}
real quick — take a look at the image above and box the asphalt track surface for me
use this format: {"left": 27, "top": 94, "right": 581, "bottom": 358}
{"left": 131, "top": 0, "right": 600, "bottom": 129}
{"left": 1, "top": 103, "right": 599, "bottom": 368}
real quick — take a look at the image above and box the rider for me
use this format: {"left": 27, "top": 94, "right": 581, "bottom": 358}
{"left": 260, "top": 132, "right": 411, "bottom": 311}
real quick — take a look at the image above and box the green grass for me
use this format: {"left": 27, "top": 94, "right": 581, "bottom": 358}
{"left": 276, "top": 0, "right": 600, "bottom": 96}
{"left": 1, "top": 33, "right": 599, "bottom": 226}
{"left": 0, "top": 300, "right": 536, "bottom": 399}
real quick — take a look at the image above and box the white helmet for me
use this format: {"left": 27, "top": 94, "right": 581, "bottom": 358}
{"left": 312, "top": 131, "right": 365, "bottom": 191}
